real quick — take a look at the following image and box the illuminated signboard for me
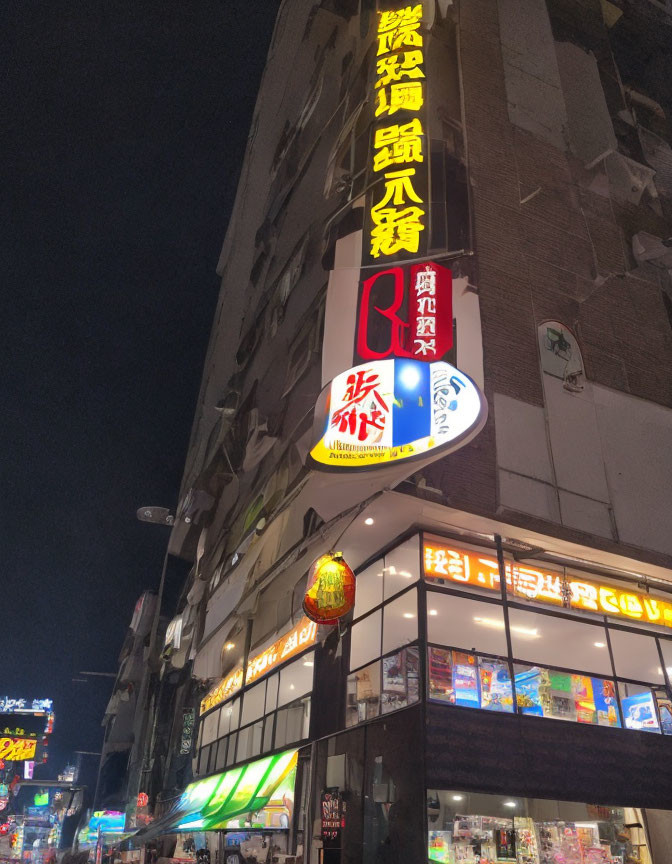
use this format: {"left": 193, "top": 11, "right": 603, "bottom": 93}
{"left": 365, "top": 4, "right": 428, "bottom": 264}
{"left": 309, "top": 358, "right": 486, "bottom": 470}
{"left": 356, "top": 262, "right": 453, "bottom": 362}
{"left": 303, "top": 553, "right": 356, "bottom": 625}
{"left": 0, "top": 738, "right": 37, "bottom": 761}
{"left": 201, "top": 617, "right": 318, "bottom": 715}
{"left": 423, "top": 539, "right": 672, "bottom": 629}
{"left": 0, "top": 699, "right": 52, "bottom": 714}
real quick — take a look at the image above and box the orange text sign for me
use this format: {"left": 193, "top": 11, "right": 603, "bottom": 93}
{"left": 201, "top": 617, "right": 318, "bottom": 715}
{"left": 423, "top": 539, "right": 672, "bottom": 629}
{"left": 0, "top": 737, "right": 37, "bottom": 761}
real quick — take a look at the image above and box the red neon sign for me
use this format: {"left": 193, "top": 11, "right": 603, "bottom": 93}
{"left": 356, "top": 262, "right": 452, "bottom": 361}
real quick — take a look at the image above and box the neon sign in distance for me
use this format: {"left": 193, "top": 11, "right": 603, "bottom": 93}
{"left": 424, "top": 539, "right": 672, "bottom": 630}
{"left": 309, "top": 358, "right": 486, "bottom": 471}
{"left": 0, "top": 738, "right": 37, "bottom": 761}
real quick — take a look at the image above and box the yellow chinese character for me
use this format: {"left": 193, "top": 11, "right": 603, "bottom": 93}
{"left": 373, "top": 118, "right": 424, "bottom": 172}
{"left": 370, "top": 205, "right": 425, "bottom": 258}
{"left": 378, "top": 5, "right": 423, "bottom": 36}
{"left": 376, "top": 51, "right": 425, "bottom": 88}
{"left": 377, "top": 6, "right": 423, "bottom": 55}
{"left": 373, "top": 168, "right": 424, "bottom": 208}
{"left": 375, "top": 81, "right": 424, "bottom": 117}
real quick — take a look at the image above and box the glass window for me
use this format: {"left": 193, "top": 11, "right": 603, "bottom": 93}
{"left": 217, "top": 703, "right": 231, "bottom": 738}
{"left": 426, "top": 790, "right": 655, "bottom": 864}
{"left": 265, "top": 674, "right": 279, "bottom": 713}
{"left": 609, "top": 629, "right": 664, "bottom": 684}
{"left": 275, "top": 698, "right": 310, "bottom": 748}
{"left": 381, "top": 646, "right": 420, "bottom": 714}
{"left": 427, "top": 593, "right": 508, "bottom": 657}
{"left": 350, "top": 609, "right": 382, "bottom": 671}
{"left": 508, "top": 609, "right": 612, "bottom": 676}
{"left": 278, "top": 651, "right": 315, "bottom": 706}
{"left": 229, "top": 697, "right": 240, "bottom": 731}
{"left": 215, "top": 738, "right": 228, "bottom": 772}
{"left": 198, "top": 744, "right": 210, "bottom": 775}
{"left": 382, "top": 589, "right": 418, "bottom": 655}
{"left": 428, "top": 648, "right": 513, "bottom": 712}
{"left": 241, "top": 682, "right": 266, "bottom": 726}
{"left": 202, "top": 709, "right": 219, "bottom": 746}
{"left": 226, "top": 732, "right": 237, "bottom": 766}
{"left": 346, "top": 661, "right": 381, "bottom": 728}
{"left": 658, "top": 637, "right": 672, "bottom": 680}
{"left": 619, "top": 682, "right": 661, "bottom": 733}
{"left": 514, "top": 665, "right": 621, "bottom": 727}
{"left": 655, "top": 688, "right": 672, "bottom": 735}
{"left": 262, "top": 715, "right": 274, "bottom": 751}
{"left": 236, "top": 725, "right": 251, "bottom": 762}
{"left": 384, "top": 536, "right": 420, "bottom": 600}
{"left": 354, "top": 559, "right": 384, "bottom": 620}
{"left": 249, "top": 720, "right": 264, "bottom": 758}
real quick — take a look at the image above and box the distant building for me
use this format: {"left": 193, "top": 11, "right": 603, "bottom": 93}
{"left": 144, "top": 1, "right": 672, "bottom": 861}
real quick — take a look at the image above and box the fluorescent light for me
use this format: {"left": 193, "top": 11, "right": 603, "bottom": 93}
{"left": 574, "top": 822, "right": 599, "bottom": 830}
{"left": 364, "top": 517, "right": 374, "bottom": 526}
{"left": 503, "top": 801, "right": 517, "bottom": 808}
{"left": 403, "top": 612, "right": 415, "bottom": 619}
{"left": 429, "top": 609, "right": 438, "bottom": 616}
{"left": 594, "top": 642, "right": 606, "bottom": 648}
{"left": 511, "top": 625, "right": 539, "bottom": 638}
{"left": 451, "top": 794, "right": 464, "bottom": 802}
{"left": 400, "top": 570, "right": 413, "bottom": 578}
{"left": 473, "top": 616, "right": 504, "bottom": 630}
{"left": 303, "top": 661, "right": 314, "bottom": 667}
{"left": 225, "top": 642, "right": 235, "bottom": 651}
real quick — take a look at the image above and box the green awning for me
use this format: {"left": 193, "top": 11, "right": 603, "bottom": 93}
{"left": 173, "top": 749, "right": 297, "bottom": 831}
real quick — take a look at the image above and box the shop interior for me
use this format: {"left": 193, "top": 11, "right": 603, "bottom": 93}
{"left": 426, "top": 790, "right": 652, "bottom": 864}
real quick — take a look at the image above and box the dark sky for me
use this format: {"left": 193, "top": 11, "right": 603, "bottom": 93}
{"left": 3, "top": 0, "right": 278, "bottom": 784}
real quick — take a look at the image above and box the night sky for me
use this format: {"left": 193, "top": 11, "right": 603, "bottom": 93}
{"left": 3, "top": 0, "right": 278, "bottom": 787}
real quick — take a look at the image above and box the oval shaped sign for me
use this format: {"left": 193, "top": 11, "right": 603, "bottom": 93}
{"left": 309, "top": 358, "right": 487, "bottom": 471}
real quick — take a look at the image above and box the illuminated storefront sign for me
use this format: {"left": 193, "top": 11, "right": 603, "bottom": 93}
{"left": 175, "top": 750, "right": 297, "bottom": 831}
{"left": 309, "top": 358, "right": 486, "bottom": 470}
{"left": 356, "top": 262, "right": 453, "bottom": 362}
{"left": 0, "top": 738, "right": 37, "bottom": 761}
{"left": 366, "top": 4, "right": 427, "bottom": 262}
{"left": 201, "top": 617, "right": 318, "bottom": 714}
{"left": 423, "top": 539, "right": 672, "bottom": 629}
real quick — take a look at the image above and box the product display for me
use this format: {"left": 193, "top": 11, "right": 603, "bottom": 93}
{"left": 427, "top": 792, "right": 653, "bottom": 864}
{"left": 428, "top": 648, "right": 513, "bottom": 712}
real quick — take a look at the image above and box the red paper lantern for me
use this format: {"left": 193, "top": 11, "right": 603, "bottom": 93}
{"left": 303, "top": 553, "right": 356, "bottom": 625}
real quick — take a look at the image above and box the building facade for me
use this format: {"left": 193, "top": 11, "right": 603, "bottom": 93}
{"left": 145, "top": 1, "right": 672, "bottom": 862}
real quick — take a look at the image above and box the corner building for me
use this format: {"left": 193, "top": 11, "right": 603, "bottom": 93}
{"left": 163, "top": 1, "right": 672, "bottom": 862}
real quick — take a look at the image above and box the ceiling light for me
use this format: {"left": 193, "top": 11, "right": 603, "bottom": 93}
{"left": 225, "top": 643, "right": 235, "bottom": 651}
{"left": 429, "top": 609, "right": 438, "bottom": 616}
{"left": 503, "top": 801, "right": 517, "bottom": 808}
{"left": 510, "top": 625, "right": 539, "bottom": 638}
{"left": 403, "top": 612, "right": 415, "bottom": 619}
{"left": 364, "top": 517, "right": 374, "bottom": 526}
{"left": 451, "top": 794, "right": 464, "bottom": 802}
{"left": 594, "top": 642, "right": 606, "bottom": 648}
{"left": 303, "top": 661, "right": 314, "bottom": 667}
{"left": 473, "top": 616, "right": 504, "bottom": 629}
{"left": 290, "top": 684, "right": 295, "bottom": 690}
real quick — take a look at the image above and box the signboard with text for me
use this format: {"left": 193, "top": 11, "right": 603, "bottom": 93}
{"left": 309, "top": 358, "right": 486, "bottom": 470}
{"left": 423, "top": 538, "right": 672, "bottom": 630}
{"left": 0, "top": 738, "right": 37, "bottom": 762}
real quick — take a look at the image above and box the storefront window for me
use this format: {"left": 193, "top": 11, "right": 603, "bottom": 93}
{"left": 507, "top": 608, "right": 612, "bottom": 676}
{"left": 426, "top": 790, "right": 654, "bottom": 864}
{"left": 383, "top": 536, "right": 420, "bottom": 600}
{"left": 618, "top": 682, "right": 661, "bottom": 733}
{"left": 278, "top": 651, "right": 315, "bottom": 707}
{"left": 382, "top": 647, "right": 420, "bottom": 714}
{"left": 609, "top": 629, "right": 665, "bottom": 684}
{"left": 346, "top": 661, "right": 381, "bottom": 727}
{"left": 354, "top": 559, "right": 384, "bottom": 620}
{"left": 382, "top": 589, "right": 418, "bottom": 654}
{"left": 514, "top": 665, "right": 621, "bottom": 727}
{"left": 427, "top": 592, "right": 508, "bottom": 656}
{"left": 428, "top": 648, "right": 513, "bottom": 712}
{"left": 350, "top": 610, "right": 382, "bottom": 671}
